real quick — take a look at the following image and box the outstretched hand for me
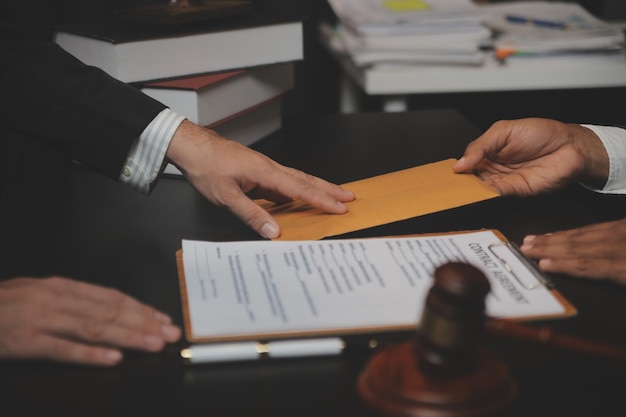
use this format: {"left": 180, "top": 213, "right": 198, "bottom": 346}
{"left": 0, "top": 276, "right": 182, "bottom": 366}
{"left": 166, "top": 121, "right": 355, "bottom": 238}
{"left": 453, "top": 118, "right": 609, "bottom": 196}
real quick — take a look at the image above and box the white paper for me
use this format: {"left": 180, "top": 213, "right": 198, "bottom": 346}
{"left": 327, "top": 0, "right": 486, "bottom": 35}
{"left": 482, "top": 1, "right": 625, "bottom": 54}
{"left": 324, "top": 0, "right": 491, "bottom": 67}
{"left": 181, "top": 231, "right": 566, "bottom": 340}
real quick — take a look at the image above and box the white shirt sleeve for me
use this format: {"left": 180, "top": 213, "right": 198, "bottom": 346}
{"left": 580, "top": 124, "right": 626, "bottom": 194}
{"left": 119, "top": 108, "right": 186, "bottom": 193}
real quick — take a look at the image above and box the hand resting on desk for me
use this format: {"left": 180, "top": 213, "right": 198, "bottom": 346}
{"left": 0, "top": 276, "right": 182, "bottom": 366}
{"left": 454, "top": 118, "right": 626, "bottom": 285}
{"left": 519, "top": 218, "right": 626, "bottom": 286}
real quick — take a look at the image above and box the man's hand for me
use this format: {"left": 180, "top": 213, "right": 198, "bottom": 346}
{"left": 453, "top": 118, "right": 609, "bottom": 196}
{"left": 520, "top": 218, "right": 626, "bottom": 285}
{"left": 166, "top": 121, "right": 355, "bottom": 239}
{"left": 0, "top": 276, "right": 182, "bottom": 366}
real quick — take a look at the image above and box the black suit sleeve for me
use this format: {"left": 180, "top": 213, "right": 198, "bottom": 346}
{"left": 0, "top": 19, "right": 167, "bottom": 180}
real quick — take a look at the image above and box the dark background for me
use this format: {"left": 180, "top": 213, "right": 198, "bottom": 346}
{"left": 2, "top": 0, "right": 625, "bottom": 131}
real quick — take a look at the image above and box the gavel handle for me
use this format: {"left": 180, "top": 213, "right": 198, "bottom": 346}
{"left": 485, "top": 319, "right": 626, "bottom": 362}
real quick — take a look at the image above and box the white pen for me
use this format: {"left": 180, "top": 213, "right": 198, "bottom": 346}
{"left": 180, "top": 337, "right": 345, "bottom": 364}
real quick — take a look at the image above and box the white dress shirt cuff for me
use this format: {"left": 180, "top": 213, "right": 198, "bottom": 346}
{"left": 580, "top": 124, "right": 626, "bottom": 194}
{"left": 120, "top": 109, "right": 186, "bottom": 193}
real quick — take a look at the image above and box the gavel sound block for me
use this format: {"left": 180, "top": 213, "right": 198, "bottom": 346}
{"left": 358, "top": 262, "right": 518, "bottom": 417}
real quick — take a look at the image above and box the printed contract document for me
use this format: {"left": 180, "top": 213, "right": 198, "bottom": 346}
{"left": 178, "top": 230, "right": 574, "bottom": 343}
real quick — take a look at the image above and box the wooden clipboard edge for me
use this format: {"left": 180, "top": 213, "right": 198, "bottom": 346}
{"left": 183, "top": 324, "right": 418, "bottom": 344}
{"left": 176, "top": 229, "right": 577, "bottom": 344}
{"left": 176, "top": 249, "right": 196, "bottom": 343}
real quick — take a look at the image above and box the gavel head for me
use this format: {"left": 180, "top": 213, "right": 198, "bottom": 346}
{"left": 416, "top": 262, "right": 491, "bottom": 377}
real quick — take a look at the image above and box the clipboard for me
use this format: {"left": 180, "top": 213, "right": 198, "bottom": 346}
{"left": 176, "top": 229, "right": 576, "bottom": 347}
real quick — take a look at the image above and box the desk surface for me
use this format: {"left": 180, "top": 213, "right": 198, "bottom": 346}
{"left": 2, "top": 109, "right": 626, "bottom": 417}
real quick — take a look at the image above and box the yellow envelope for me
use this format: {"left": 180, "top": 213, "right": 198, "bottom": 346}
{"left": 257, "top": 158, "right": 500, "bottom": 241}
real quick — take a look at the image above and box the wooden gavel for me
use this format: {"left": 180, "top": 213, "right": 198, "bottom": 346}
{"left": 421, "top": 262, "right": 626, "bottom": 367}
{"left": 358, "top": 262, "right": 626, "bottom": 417}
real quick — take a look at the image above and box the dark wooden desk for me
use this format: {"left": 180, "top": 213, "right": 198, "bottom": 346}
{"left": 2, "top": 109, "right": 626, "bottom": 417}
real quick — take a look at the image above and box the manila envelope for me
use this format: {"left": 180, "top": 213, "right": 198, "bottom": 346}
{"left": 256, "top": 158, "right": 500, "bottom": 241}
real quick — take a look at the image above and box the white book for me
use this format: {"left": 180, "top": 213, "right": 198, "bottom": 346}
{"left": 54, "top": 19, "right": 303, "bottom": 83}
{"left": 164, "top": 98, "right": 282, "bottom": 176}
{"left": 140, "top": 63, "right": 293, "bottom": 126}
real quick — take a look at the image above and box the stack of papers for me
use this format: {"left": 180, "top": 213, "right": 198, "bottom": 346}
{"left": 325, "top": 0, "right": 493, "bottom": 67}
{"left": 481, "top": 1, "right": 625, "bottom": 59}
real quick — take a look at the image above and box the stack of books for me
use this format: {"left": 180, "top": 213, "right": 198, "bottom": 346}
{"left": 140, "top": 63, "right": 294, "bottom": 175}
{"left": 324, "top": 0, "right": 492, "bottom": 67}
{"left": 54, "top": 7, "right": 303, "bottom": 175}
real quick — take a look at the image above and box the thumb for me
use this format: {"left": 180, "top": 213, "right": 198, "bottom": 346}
{"left": 453, "top": 145, "right": 485, "bottom": 174}
{"left": 452, "top": 156, "right": 471, "bottom": 173}
{"left": 258, "top": 218, "right": 281, "bottom": 240}
{"left": 230, "top": 196, "right": 282, "bottom": 239}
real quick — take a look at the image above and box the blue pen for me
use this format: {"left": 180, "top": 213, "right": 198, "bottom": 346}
{"left": 505, "top": 14, "right": 567, "bottom": 30}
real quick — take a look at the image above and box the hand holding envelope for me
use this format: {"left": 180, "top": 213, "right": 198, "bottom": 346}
{"left": 256, "top": 159, "right": 500, "bottom": 241}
